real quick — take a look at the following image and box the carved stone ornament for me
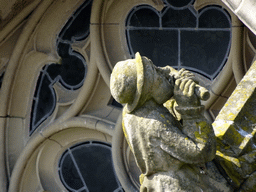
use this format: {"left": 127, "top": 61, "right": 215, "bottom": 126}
{"left": 110, "top": 52, "right": 256, "bottom": 192}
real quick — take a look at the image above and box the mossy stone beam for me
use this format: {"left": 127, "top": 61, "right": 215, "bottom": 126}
{"left": 213, "top": 60, "right": 256, "bottom": 156}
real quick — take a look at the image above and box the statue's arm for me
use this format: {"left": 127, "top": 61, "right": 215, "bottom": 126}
{"left": 160, "top": 76, "right": 216, "bottom": 164}
{"left": 160, "top": 109, "right": 216, "bottom": 164}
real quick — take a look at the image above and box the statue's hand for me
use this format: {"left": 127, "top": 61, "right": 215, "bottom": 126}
{"left": 174, "top": 78, "right": 200, "bottom": 107}
{"left": 173, "top": 68, "right": 196, "bottom": 82}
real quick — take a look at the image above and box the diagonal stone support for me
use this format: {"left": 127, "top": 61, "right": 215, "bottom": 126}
{"left": 213, "top": 60, "right": 256, "bottom": 156}
{"left": 221, "top": 0, "right": 256, "bottom": 35}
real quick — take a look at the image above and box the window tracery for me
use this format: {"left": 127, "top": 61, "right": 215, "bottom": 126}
{"left": 126, "top": 0, "right": 232, "bottom": 80}
{"left": 30, "top": 0, "right": 92, "bottom": 134}
{"left": 59, "top": 141, "right": 124, "bottom": 192}
{"left": 1, "top": 0, "right": 251, "bottom": 191}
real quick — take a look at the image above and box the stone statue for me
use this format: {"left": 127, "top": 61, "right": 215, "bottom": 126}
{"left": 110, "top": 53, "right": 256, "bottom": 191}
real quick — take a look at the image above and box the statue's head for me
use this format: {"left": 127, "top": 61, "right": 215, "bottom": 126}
{"left": 110, "top": 52, "right": 174, "bottom": 113}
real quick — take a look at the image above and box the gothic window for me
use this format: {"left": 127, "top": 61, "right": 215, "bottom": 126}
{"left": 126, "top": 0, "right": 232, "bottom": 80}
{"left": 30, "top": 0, "right": 92, "bottom": 134}
{"left": 3, "top": 0, "right": 249, "bottom": 192}
{"left": 59, "top": 141, "right": 123, "bottom": 192}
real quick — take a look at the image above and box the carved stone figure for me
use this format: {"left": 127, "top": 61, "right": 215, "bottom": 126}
{"left": 110, "top": 53, "right": 256, "bottom": 191}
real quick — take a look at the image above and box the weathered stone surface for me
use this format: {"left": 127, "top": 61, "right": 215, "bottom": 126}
{"left": 111, "top": 53, "right": 233, "bottom": 191}
{"left": 212, "top": 60, "right": 256, "bottom": 190}
{"left": 222, "top": 0, "right": 256, "bottom": 35}
{"left": 111, "top": 53, "right": 256, "bottom": 191}
{"left": 213, "top": 60, "right": 256, "bottom": 156}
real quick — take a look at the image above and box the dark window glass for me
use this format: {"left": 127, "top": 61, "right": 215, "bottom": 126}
{"left": 59, "top": 0, "right": 92, "bottom": 41}
{"left": 126, "top": 2, "right": 231, "bottom": 80}
{"left": 109, "top": 98, "right": 123, "bottom": 108}
{"left": 57, "top": 51, "right": 86, "bottom": 87}
{"left": 33, "top": 75, "right": 55, "bottom": 123}
{"left": 0, "top": 72, "right": 4, "bottom": 89}
{"left": 162, "top": 8, "right": 196, "bottom": 28}
{"left": 199, "top": 8, "right": 231, "bottom": 28}
{"left": 46, "top": 64, "right": 61, "bottom": 80}
{"left": 180, "top": 30, "right": 231, "bottom": 77}
{"left": 167, "top": 0, "right": 194, "bottom": 8}
{"left": 59, "top": 153, "right": 84, "bottom": 190}
{"left": 128, "top": 7, "right": 159, "bottom": 27}
{"left": 59, "top": 142, "right": 123, "bottom": 192}
{"left": 30, "top": 0, "right": 92, "bottom": 134}
{"left": 30, "top": 67, "right": 56, "bottom": 134}
{"left": 57, "top": 42, "right": 70, "bottom": 58}
{"left": 128, "top": 30, "right": 178, "bottom": 67}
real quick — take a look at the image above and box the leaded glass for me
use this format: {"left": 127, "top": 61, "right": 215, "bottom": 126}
{"left": 129, "top": 7, "right": 159, "bottom": 27}
{"left": 128, "top": 29, "right": 178, "bottom": 67}
{"left": 166, "top": 0, "right": 194, "bottom": 8}
{"left": 59, "top": 0, "right": 92, "bottom": 41}
{"left": 162, "top": 8, "right": 196, "bottom": 28}
{"left": 59, "top": 141, "right": 123, "bottom": 192}
{"left": 126, "top": 2, "right": 231, "bottom": 80}
{"left": 30, "top": 66, "right": 56, "bottom": 133}
{"left": 30, "top": 0, "right": 92, "bottom": 134}
{"left": 0, "top": 72, "right": 4, "bottom": 89}
{"left": 199, "top": 7, "right": 230, "bottom": 28}
{"left": 59, "top": 152, "right": 84, "bottom": 190}
{"left": 180, "top": 30, "right": 231, "bottom": 77}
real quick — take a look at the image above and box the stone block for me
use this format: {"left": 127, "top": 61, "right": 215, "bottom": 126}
{"left": 213, "top": 61, "right": 256, "bottom": 156}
